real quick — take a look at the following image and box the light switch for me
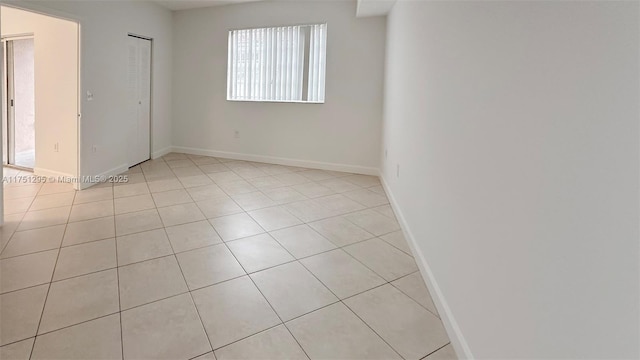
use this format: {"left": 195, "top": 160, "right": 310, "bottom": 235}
{"left": 87, "top": 91, "right": 94, "bottom": 101}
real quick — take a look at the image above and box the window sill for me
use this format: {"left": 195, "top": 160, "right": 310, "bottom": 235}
{"left": 226, "top": 99, "right": 324, "bottom": 104}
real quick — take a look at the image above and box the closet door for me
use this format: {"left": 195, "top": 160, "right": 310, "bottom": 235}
{"left": 127, "top": 35, "right": 151, "bottom": 167}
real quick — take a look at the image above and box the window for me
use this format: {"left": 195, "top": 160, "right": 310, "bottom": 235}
{"left": 227, "top": 23, "right": 327, "bottom": 103}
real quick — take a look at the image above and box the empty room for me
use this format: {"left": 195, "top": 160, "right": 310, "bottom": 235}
{"left": 0, "top": 1, "right": 638, "bottom": 360}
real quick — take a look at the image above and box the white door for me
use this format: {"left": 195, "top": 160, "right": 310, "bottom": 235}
{"left": 127, "top": 35, "right": 151, "bottom": 167}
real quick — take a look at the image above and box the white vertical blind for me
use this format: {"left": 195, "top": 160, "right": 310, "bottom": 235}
{"left": 227, "top": 23, "right": 327, "bottom": 103}
{"left": 307, "top": 24, "right": 327, "bottom": 103}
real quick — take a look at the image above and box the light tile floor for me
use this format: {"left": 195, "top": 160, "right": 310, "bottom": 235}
{"left": 0, "top": 154, "right": 457, "bottom": 360}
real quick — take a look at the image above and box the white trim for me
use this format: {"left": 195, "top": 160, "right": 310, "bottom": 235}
{"left": 172, "top": 146, "right": 379, "bottom": 175}
{"left": 226, "top": 99, "right": 324, "bottom": 104}
{"left": 76, "top": 21, "right": 82, "bottom": 198}
{"left": 0, "top": 33, "right": 34, "bottom": 41}
{"left": 34, "top": 167, "right": 77, "bottom": 189}
{"left": 1, "top": 2, "right": 83, "bottom": 194}
{"left": 151, "top": 146, "right": 172, "bottom": 160}
{"left": 33, "top": 167, "right": 74, "bottom": 179}
{"left": 379, "top": 173, "right": 474, "bottom": 360}
{"left": 0, "top": 1, "right": 83, "bottom": 23}
{"left": 77, "top": 163, "right": 128, "bottom": 190}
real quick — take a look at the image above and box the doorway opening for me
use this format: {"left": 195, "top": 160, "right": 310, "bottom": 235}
{"left": 2, "top": 36, "right": 35, "bottom": 170}
{"left": 0, "top": 5, "right": 79, "bottom": 179}
{"left": 1, "top": 5, "right": 80, "bottom": 227}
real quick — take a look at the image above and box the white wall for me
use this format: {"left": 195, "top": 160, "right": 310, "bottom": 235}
{"left": 1, "top": 6, "right": 78, "bottom": 177}
{"left": 2, "top": 0, "right": 173, "bottom": 184}
{"left": 172, "top": 0, "right": 385, "bottom": 174}
{"left": 382, "top": 1, "right": 639, "bottom": 359}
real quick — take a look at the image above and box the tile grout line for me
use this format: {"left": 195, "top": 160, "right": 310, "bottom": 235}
{"left": 0, "top": 206, "right": 402, "bottom": 289}
{"left": 111, "top": 185, "right": 125, "bottom": 360}
{"left": 0, "top": 256, "right": 396, "bottom": 335}
{"left": 219, "top": 198, "right": 325, "bottom": 360}
{"left": 199, "top": 192, "right": 301, "bottom": 356}
{"left": 186, "top": 322, "right": 291, "bottom": 359}
{"left": 27, "top": 186, "right": 77, "bottom": 360}
{"left": 27, "top": 309, "right": 122, "bottom": 339}
{"left": 1, "top": 201, "right": 392, "bottom": 260}
{"left": 100, "top": 174, "right": 386, "bottom": 238}
{"left": 420, "top": 342, "right": 452, "bottom": 360}
{"left": 202, "top": 167, "right": 404, "bottom": 358}
{"left": 0, "top": 279, "right": 54, "bottom": 297}
{"left": 0, "top": 220, "right": 399, "bottom": 294}
{"left": 169, "top": 164, "right": 322, "bottom": 357}
{"left": 0, "top": 184, "right": 41, "bottom": 255}
{"left": 169, "top": 253, "right": 217, "bottom": 356}
{"left": 167, "top": 178, "right": 227, "bottom": 356}
{"left": 294, "top": 257, "right": 408, "bottom": 359}
{"left": 343, "top": 299, "right": 407, "bottom": 359}
{"left": 388, "top": 270, "right": 442, "bottom": 319}
{"left": 2, "top": 160, "right": 428, "bottom": 358}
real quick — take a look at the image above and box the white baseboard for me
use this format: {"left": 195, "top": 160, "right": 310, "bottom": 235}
{"left": 379, "top": 174, "right": 474, "bottom": 359}
{"left": 171, "top": 146, "right": 379, "bottom": 176}
{"left": 34, "top": 167, "right": 80, "bottom": 190}
{"left": 77, "top": 163, "right": 129, "bottom": 190}
{"left": 33, "top": 167, "right": 74, "bottom": 179}
{"left": 151, "top": 146, "right": 172, "bottom": 160}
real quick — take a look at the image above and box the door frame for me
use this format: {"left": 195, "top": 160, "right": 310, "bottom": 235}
{"left": 0, "top": 2, "right": 81, "bottom": 190}
{"left": 127, "top": 33, "right": 153, "bottom": 167}
{"left": 2, "top": 34, "right": 35, "bottom": 170}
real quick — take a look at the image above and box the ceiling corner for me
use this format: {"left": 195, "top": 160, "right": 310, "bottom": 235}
{"left": 356, "top": 0, "right": 396, "bottom": 18}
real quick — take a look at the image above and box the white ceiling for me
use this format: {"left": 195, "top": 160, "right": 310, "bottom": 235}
{"left": 356, "top": 0, "right": 396, "bottom": 17}
{"left": 154, "top": 0, "right": 260, "bottom": 11}
{"left": 155, "top": 0, "right": 396, "bottom": 15}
